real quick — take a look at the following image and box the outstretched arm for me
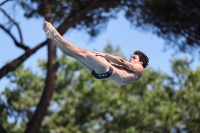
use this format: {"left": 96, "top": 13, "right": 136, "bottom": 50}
{"left": 92, "top": 51, "right": 126, "bottom": 64}
{"left": 92, "top": 51, "right": 143, "bottom": 78}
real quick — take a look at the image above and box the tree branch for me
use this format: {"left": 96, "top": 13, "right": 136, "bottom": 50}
{"left": 0, "top": 0, "right": 102, "bottom": 80}
{"left": 0, "top": 8, "right": 24, "bottom": 47}
{"left": 57, "top": 0, "right": 99, "bottom": 35}
{"left": 0, "top": 40, "right": 47, "bottom": 79}
{"left": 0, "top": 24, "right": 30, "bottom": 50}
{"left": 0, "top": 122, "right": 7, "bottom": 133}
{"left": 0, "top": 0, "right": 13, "bottom": 6}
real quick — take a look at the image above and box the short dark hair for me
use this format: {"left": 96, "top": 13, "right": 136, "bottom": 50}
{"left": 133, "top": 50, "right": 149, "bottom": 68}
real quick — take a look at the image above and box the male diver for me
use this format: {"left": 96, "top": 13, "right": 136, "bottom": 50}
{"left": 42, "top": 21, "right": 149, "bottom": 86}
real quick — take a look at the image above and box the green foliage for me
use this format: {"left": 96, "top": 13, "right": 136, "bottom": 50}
{"left": 1, "top": 65, "right": 44, "bottom": 133}
{"left": 13, "top": 0, "right": 200, "bottom": 53}
{"left": 1, "top": 45, "right": 200, "bottom": 133}
{"left": 103, "top": 43, "right": 126, "bottom": 59}
{"left": 18, "top": 0, "right": 122, "bottom": 36}
{"left": 124, "top": 0, "right": 200, "bottom": 54}
{"left": 2, "top": 1, "right": 200, "bottom": 132}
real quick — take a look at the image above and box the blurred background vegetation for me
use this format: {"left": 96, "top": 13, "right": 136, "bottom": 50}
{"left": 0, "top": 0, "right": 200, "bottom": 133}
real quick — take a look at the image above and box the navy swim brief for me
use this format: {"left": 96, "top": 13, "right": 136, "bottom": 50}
{"left": 91, "top": 66, "right": 113, "bottom": 79}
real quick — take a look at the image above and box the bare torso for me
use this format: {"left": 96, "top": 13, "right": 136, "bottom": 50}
{"left": 107, "top": 64, "right": 143, "bottom": 85}
{"left": 85, "top": 52, "right": 143, "bottom": 86}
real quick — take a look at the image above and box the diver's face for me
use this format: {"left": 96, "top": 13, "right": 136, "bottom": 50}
{"left": 129, "top": 55, "right": 142, "bottom": 65}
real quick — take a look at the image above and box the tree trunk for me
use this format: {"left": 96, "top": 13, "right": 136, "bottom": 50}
{"left": 25, "top": 0, "right": 58, "bottom": 133}
{"left": 0, "top": 122, "right": 7, "bottom": 133}
{"left": 25, "top": 39, "right": 57, "bottom": 133}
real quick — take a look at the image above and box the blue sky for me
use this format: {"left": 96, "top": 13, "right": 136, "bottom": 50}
{"left": 0, "top": 6, "right": 199, "bottom": 91}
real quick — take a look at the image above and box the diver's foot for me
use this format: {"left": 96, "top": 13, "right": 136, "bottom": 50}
{"left": 42, "top": 21, "right": 59, "bottom": 38}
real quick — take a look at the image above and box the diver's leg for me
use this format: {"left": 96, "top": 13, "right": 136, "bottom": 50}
{"left": 43, "top": 21, "right": 87, "bottom": 59}
{"left": 56, "top": 44, "right": 93, "bottom": 72}
{"left": 43, "top": 21, "right": 110, "bottom": 73}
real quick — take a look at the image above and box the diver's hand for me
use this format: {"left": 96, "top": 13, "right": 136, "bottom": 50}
{"left": 92, "top": 51, "right": 107, "bottom": 58}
